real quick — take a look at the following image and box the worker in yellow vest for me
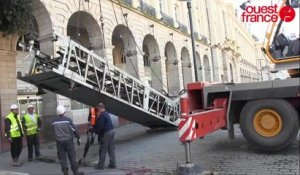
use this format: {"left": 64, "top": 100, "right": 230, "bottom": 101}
{"left": 4, "top": 104, "right": 24, "bottom": 167}
{"left": 22, "top": 104, "right": 42, "bottom": 161}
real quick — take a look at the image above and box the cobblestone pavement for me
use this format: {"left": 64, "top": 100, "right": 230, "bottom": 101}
{"left": 0, "top": 124, "right": 299, "bottom": 175}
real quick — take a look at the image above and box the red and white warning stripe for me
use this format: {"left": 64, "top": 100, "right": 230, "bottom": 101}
{"left": 178, "top": 117, "right": 196, "bottom": 142}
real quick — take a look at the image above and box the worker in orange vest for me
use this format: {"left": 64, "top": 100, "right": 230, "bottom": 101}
{"left": 88, "top": 107, "right": 97, "bottom": 126}
{"left": 88, "top": 107, "right": 98, "bottom": 144}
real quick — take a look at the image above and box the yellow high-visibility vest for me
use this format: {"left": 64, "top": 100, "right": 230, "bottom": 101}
{"left": 5, "top": 112, "right": 23, "bottom": 138}
{"left": 23, "top": 113, "right": 39, "bottom": 135}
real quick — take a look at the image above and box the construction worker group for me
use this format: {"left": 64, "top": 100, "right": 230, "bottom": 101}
{"left": 4, "top": 102, "right": 116, "bottom": 175}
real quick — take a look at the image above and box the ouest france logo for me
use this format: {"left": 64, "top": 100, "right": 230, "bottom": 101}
{"left": 241, "top": 4, "right": 296, "bottom": 22}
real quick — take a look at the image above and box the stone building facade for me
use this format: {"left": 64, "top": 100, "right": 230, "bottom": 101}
{"left": 0, "top": 0, "right": 260, "bottom": 151}
{"left": 205, "top": 0, "right": 259, "bottom": 83}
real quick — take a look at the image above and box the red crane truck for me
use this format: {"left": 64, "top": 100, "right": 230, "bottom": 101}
{"left": 179, "top": 0, "right": 300, "bottom": 151}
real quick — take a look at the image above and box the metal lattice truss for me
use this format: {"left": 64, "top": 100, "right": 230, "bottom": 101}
{"left": 19, "top": 32, "right": 180, "bottom": 128}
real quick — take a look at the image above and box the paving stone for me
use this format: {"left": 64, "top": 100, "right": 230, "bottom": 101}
{"left": 0, "top": 124, "right": 299, "bottom": 175}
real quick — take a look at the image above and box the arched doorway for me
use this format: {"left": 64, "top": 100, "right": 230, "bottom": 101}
{"left": 165, "top": 42, "right": 180, "bottom": 94}
{"left": 16, "top": 0, "right": 53, "bottom": 52}
{"left": 112, "top": 25, "right": 138, "bottom": 78}
{"left": 181, "top": 47, "right": 193, "bottom": 86}
{"left": 16, "top": 16, "right": 39, "bottom": 51}
{"left": 203, "top": 55, "right": 211, "bottom": 82}
{"left": 67, "top": 11, "right": 104, "bottom": 56}
{"left": 16, "top": 0, "right": 53, "bottom": 84}
{"left": 16, "top": 14, "right": 40, "bottom": 94}
{"left": 142, "top": 35, "right": 163, "bottom": 90}
{"left": 195, "top": 52, "right": 203, "bottom": 81}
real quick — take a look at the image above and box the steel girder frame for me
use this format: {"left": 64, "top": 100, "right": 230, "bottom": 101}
{"left": 18, "top": 32, "right": 180, "bottom": 128}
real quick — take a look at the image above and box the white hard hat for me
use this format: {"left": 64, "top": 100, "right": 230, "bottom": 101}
{"left": 10, "top": 104, "right": 18, "bottom": 110}
{"left": 27, "top": 104, "right": 34, "bottom": 109}
{"left": 56, "top": 105, "right": 65, "bottom": 115}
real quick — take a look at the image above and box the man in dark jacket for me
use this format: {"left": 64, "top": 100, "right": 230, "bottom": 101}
{"left": 94, "top": 103, "right": 116, "bottom": 169}
{"left": 52, "top": 105, "right": 83, "bottom": 175}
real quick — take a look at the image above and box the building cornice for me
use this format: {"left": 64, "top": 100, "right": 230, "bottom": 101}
{"left": 109, "top": 0, "right": 210, "bottom": 47}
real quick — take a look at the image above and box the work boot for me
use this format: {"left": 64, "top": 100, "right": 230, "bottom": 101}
{"left": 74, "top": 171, "right": 84, "bottom": 175}
{"left": 94, "top": 163, "right": 104, "bottom": 170}
{"left": 11, "top": 159, "right": 23, "bottom": 167}
{"left": 107, "top": 164, "right": 116, "bottom": 169}
{"left": 62, "top": 168, "right": 68, "bottom": 175}
{"left": 36, "top": 153, "right": 42, "bottom": 158}
{"left": 36, "top": 154, "right": 42, "bottom": 160}
{"left": 72, "top": 168, "right": 84, "bottom": 175}
{"left": 90, "top": 135, "right": 95, "bottom": 145}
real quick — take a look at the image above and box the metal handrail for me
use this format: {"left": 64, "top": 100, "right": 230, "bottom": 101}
{"left": 29, "top": 32, "right": 181, "bottom": 125}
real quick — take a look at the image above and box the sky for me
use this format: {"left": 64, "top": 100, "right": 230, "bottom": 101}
{"left": 228, "top": 0, "right": 300, "bottom": 41}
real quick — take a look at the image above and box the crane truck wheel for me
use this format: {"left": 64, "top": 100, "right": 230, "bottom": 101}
{"left": 240, "top": 99, "right": 299, "bottom": 151}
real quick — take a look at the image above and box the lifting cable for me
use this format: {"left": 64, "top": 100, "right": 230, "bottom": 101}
{"left": 98, "top": 0, "right": 111, "bottom": 69}
{"left": 115, "top": 0, "right": 180, "bottom": 96}
{"left": 111, "top": 0, "right": 119, "bottom": 25}
{"left": 67, "top": 0, "right": 84, "bottom": 100}
{"left": 98, "top": 0, "right": 106, "bottom": 50}
{"left": 97, "top": 0, "right": 117, "bottom": 95}
{"left": 111, "top": 0, "right": 139, "bottom": 79}
{"left": 87, "top": 0, "right": 93, "bottom": 50}
{"left": 76, "top": 0, "right": 81, "bottom": 42}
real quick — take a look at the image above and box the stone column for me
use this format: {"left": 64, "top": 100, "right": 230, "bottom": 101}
{"left": 196, "top": 48, "right": 204, "bottom": 82}
{"left": 105, "top": 45, "right": 115, "bottom": 65}
{"left": 188, "top": 46, "right": 196, "bottom": 82}
{"left": 205, "top": 0, "right": 221, "bottom": 82}
{"left": 0, "top": 33, "right": 18, "bottom": 152}
{"left": 161, "top": 56, "right": 168, "bottom": 92}
{"left": 135, "top": 51, "right": 146, "bottom": 82}
{"left": 222, "top": 50, "right": 229, "bottom": 83}
{"left": 235, "top": 56, "right": 242, "bottom": 83}
{"left": 178, "top": 59, "right": 184, "bottom": 90}
{"left": 39, "top": 34, "right": 58, "bottom": 141}
{"left": 210, "top": 48, "right": 219, "bottom": 81}
{"left": 128, "top": 38, "right": 145, "bottom": 81}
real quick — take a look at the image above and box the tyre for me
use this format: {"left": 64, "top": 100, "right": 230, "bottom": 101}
{"left": 240, "top": 99, "right": 299, "bottom": 151}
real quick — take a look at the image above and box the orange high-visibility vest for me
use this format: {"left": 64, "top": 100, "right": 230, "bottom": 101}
{"left": 90, "top": 107, "right": 97, "bottom": 126}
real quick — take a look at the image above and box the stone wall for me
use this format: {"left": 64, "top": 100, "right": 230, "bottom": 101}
{"left": 0, "top": 33, "right": 19, "bottom": 152}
